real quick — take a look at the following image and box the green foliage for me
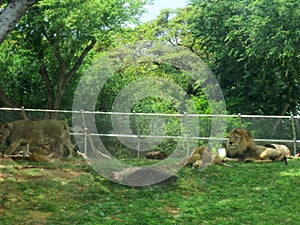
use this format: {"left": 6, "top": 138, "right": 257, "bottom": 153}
{"left": 189, "top": 0, "right": 300, "bottom": 115}
{"left": 0, "top": 0, "right": 148, "bottom": 111}
{"left": 1, "top": 0, "right": 299, "bottom": 118}
{"left": 87, "top": 40, "right": 221, "bottom": 155}
{"left": 0, "top": 42, "right": 45, "bottom": 108}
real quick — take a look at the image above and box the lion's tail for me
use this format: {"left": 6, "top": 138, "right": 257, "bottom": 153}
{"left": 284, "top": 156, "right": 288, "bottom": 166}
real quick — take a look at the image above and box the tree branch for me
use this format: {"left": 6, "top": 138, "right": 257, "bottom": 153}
{"left": 0, "top": 0, "right": 39, "bottom": 44}
{"left": 0, "top": 85, "right": 19, "bottom": 108}
{"left": 39, "top": 60, "right": 54, "bottom": 110}
{"left": 53, "top": 38, "right": 96, "bottom": 110}
{"left": 54, "top": 44, "right": 67, "bottom": 77}
{"left": 66, "top": 38, "right": 97, "bottom": 83}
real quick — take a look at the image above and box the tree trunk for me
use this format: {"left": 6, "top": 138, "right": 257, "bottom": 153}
{"left": 271, "top": 103, "right": 290, "bottom": 135}
{"left": 52, "top": 39, "right": 97, "bottom": 111}
{"left": 0, "top": 0, "right": 39, "bottom": 44}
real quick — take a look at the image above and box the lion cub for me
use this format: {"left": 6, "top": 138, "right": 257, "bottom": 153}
{"left": 189, "top": 145, "right": 232, "bottom": 168}
{"left": 29, "top": 145, "right": 56, "bottom": 162}
{"left": 145, "top": 151, "right": 167, "bottom": 159}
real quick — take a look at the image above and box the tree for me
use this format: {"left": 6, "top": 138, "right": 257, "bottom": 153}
{"left": 0, "top": 0, "right": 40, "bottom": 109}
{"left": 189, "top": 0, "right": 300, "bottom": 115}
{"left": 0, "top": 0, "right": 39, "bottom": 44}
{"left": 0, "top": 41, "right": 43, "bottom": 108}
{"left": 0, "top": 0, "right": 147, "bottom": 115}
{"left": 241, "top": 0, "right": 300, "bottom": 116}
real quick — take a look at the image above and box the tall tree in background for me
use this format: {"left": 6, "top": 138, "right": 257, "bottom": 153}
{"left": 242, "top": 0, "right": 300, "bottom": 116}
{"left": 117, "top": 0, "right": 300, "bottom": 116}
{"left": 2, "top": 0, "right": 299, "bottom": 118}
{"left": 189, "top": 0, "right": 300, "bottom": 115}
{"left": 0, "top": 0, "right": 147, "bottom": 114}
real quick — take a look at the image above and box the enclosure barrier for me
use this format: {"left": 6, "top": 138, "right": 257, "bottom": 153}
{"left": 0, "top": 107, "right": 299, "bottom": 156}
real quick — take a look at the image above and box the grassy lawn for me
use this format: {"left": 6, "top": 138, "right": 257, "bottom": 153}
{"left": 1, "top": 157, "right": 300, "bottom": 225}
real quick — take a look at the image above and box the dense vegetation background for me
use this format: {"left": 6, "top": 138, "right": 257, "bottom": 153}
{"left": 0, "top": 0, "right": 299, "bottom": 147}
{"left": 1, "top": 0, "right": 299, "bottom": 116}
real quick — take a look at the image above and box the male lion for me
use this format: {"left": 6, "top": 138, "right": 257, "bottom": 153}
{"left": 226, "top": 128, "right": 291, "bottom": 164}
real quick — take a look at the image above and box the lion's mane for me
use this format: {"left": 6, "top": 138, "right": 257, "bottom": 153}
{"left": 226, "top": 128, "right": 254, "bottom": 158}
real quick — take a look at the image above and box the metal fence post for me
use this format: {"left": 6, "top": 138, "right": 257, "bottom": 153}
{"left": 84, "top": 128, "right": 88, "bottom": 156}
{"left": 238, "top": 113, "right": 242, "bottom": 127}
{"left": 183, "top": 112, "right": 190, "bottom": 156}
{"left": 133, "top": 111, "right": 141, "bottom": 158}
{"left": 80, "top": 109, "right": 88, "bottom": 155}
{"left": 21, "top": 106, "right": 28, "bottom": 120}
{"left": 291, "top": 115, "right": 297, "bottom": 155}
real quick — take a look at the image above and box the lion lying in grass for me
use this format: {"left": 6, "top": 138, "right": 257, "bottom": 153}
{"left": 225, "top": 128, "right": 291, "bottom": 164}
{"left": 188, "top": 145, "right": 232, "bottom": 168}
{"left": 145, "top": 151, "right": 167, "bottom": 159}
{"left": 29, "top": 145, "right": 56, "bottom": 162}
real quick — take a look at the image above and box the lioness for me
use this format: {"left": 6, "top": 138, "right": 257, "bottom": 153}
{"left": 0, "top": 120, "right": 76, "bottom": 158}
{"left": 225, "top": 128, "right": 291, "bottom": 164}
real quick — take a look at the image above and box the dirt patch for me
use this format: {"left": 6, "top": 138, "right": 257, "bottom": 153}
{"left": 0, "top": 157, "right": 16, "bottom": 165}
{"left": 12, "top": 167, "right": 86, "bottom": 182}
{"left": 46, "top": 169, "right": 84, "bottom": 180}
{"left": 0, "top": 159, "right": 89, "bottom": 184}
{"left": 27, "top": 210, "right": 52, "bottom": 225}
{"left": 165, "top": 206, "right": 180, "bottom": 215}
{"left": 0, "top": 174, "right": 8, "bottom": 182}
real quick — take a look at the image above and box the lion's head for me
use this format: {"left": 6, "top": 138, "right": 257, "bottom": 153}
{"left": 226, "top": 128, "right": 254, "bottom": 158}
{"left": 0, "top": 123, "right": 10, "bottom": 143}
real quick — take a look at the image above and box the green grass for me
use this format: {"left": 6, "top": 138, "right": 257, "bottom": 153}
{"left": 1, "top": 158, "right": 300, "bottom": 225}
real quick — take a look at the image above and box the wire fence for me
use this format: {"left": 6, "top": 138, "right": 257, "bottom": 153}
{"left": 0, "top": 107, "right": 299, "bottom": 157}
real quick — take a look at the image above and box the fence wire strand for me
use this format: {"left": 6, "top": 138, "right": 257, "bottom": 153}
{"left": 0, "top": 107, "right": 299, "bottom": 155}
